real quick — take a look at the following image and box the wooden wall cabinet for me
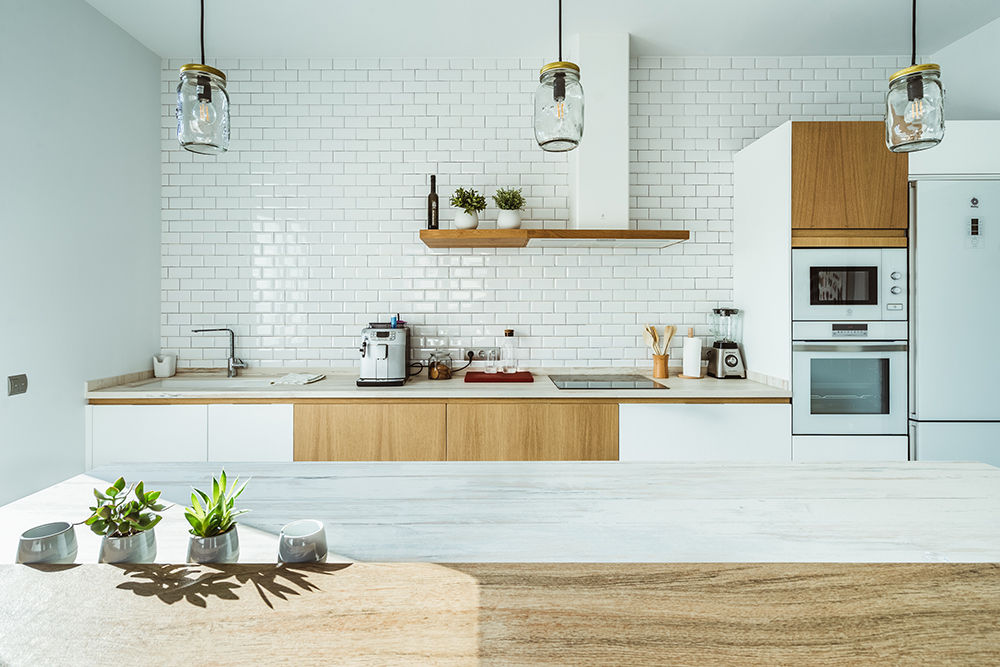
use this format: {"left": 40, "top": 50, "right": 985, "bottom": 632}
{"left": 446, "top": 403, "right": 618, "bottom": 461}
{"left": 791, "top": 121, "right": 909, "bottom": 232}
{"left": 293, "top": 403, "right": 446, "bottom": 461}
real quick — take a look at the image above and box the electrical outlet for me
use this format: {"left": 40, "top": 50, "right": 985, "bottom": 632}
{"left": 7, "top": 374, "right": 27, "bottom": 396}
{"left": 464, "top": 347, "right": 499, "bottom": 361}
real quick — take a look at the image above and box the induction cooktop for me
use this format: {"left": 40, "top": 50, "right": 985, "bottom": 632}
{"left": 549, "top": 374, "right": 667, "bottom": 390}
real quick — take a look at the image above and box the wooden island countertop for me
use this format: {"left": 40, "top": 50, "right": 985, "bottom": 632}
{"left": 1, "top": 462, "right": 999, "bottom": 664}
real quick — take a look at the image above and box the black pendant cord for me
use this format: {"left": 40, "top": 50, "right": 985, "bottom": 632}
{"left": 558, "top": 0, "right": 562, "bottom": 61}
{"left": 200, "top": 0, "right": 206, "bottom": 65}
{"left": 911, "top": 0, "right": 916, "bottom": 66}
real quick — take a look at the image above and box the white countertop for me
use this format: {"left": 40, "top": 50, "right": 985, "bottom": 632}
{"left": 3, "top": 462, "right": 998, "bottom": 563}
{"left": 87, "top": 368, "right": 790, "bottom": 401}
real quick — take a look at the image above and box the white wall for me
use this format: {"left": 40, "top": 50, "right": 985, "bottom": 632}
{"left": 160, "top": 54, "right": 908, "bottom": 370}
{"left": 0, "top": 0, "right": 160, "bottom": 504}
{"left": 930, "top": 16, "right": 1000, "bottom": 120}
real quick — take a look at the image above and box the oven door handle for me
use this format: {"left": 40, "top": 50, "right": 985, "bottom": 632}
{"left": 792, "top": 343, "right": 907, "bottom": 353}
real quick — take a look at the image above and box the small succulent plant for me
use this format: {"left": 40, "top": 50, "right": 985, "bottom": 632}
{"left": 450, "top": 187, "right": 487, "bottom": 214}
{"left": 492, "top": 187, "right": 525, "bottom": 211}
{"left": 184, "top": 470, "right": 249, "bottom": 538}
{"left": 85, "top": 477, "right": 166, "bottom": 538}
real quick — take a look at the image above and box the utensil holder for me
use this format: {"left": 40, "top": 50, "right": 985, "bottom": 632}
{"left": 153, "top": 354, "right": 176, "bottom": 378}
{"left": 652, "top": 354, "right": 669, "bottom": 379}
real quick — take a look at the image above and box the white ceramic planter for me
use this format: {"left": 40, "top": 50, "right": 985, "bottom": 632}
{"left": 99, "top": 529, "right": 157, "bottom": 564}
{"left": 496, "top": 210, "right": 522, "bottom": 229}
{"left": 187, "top": 525, "right": 240, "bottom": 563}
{"left": 453, "top": 210, "right": 479, "bottom": 230}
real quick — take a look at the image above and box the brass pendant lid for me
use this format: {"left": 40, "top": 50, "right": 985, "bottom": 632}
{"left": 540, "top": 61, "right": 580, "bottom": 75}
{"left": 179, "top": 63, "right": 227, "bottom": 82}
{"left": 889, "top": 63, "right": 940, "bottom": 85}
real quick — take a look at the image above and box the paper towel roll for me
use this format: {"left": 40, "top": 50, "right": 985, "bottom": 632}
{"left": 682, "top": 335, "right": 702, "bottom": 378}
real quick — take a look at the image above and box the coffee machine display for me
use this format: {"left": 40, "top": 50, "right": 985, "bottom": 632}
{"left": 706, "top": 307, "right": 747, "bottom": 379}
{"left": 357, "top": 323, "right": 410, "bottom": 387}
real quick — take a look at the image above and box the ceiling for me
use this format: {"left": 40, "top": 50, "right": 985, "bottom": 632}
{"left": 85, "top": 0, "right": 1000, "bottom": 58}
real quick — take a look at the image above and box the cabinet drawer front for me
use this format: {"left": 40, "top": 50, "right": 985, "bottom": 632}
{"left": 447, "top": 403, "right": 618, "bottom": 461}
{"left": 209, "top": 404, "right": 293, "bottom": 462}
{"left": 619, "top": 404, "right": 791, "bottom": 462}
{"left": 294, "top": 404, "right": 445, "bottom": 461}
{"left": 91, "top": 405, "right": 208, "bottom": 467}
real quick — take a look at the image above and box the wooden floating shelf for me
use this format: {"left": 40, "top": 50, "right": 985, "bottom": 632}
{"left": 419, "top": 228, "right": 690, "bottom": 249}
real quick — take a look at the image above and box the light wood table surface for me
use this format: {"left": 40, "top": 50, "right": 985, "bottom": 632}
{"left": 0, "top": 562, "right": 997, "bottom": 665}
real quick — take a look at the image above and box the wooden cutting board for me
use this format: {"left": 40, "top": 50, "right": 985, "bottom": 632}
{"left": 0, "top": 562, "right": 998, "bottom": 665}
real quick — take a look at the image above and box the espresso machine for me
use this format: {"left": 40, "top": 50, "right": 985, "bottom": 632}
{"left": 357, "top": 324, "right": 410, "bottom": 387}
{"left": 706, "top": 307, "right": 747, "bottom": 379}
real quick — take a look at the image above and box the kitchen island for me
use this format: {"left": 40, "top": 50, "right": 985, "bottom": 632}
{"left": 3, "top": 461, "right": 998, "bottom": 563}
{"left": 1, "top": 462, "right": 999, "bottom": 665}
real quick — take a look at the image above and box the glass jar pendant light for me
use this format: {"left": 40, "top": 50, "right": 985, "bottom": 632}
{"left": 885, "top": 0, "right": 944, "bottom": 152}
{"left": 534, "top": 0, "right": 584, "bottom": 152}
{"left": 177, "top": 0, "right": 230, "bottom": 154}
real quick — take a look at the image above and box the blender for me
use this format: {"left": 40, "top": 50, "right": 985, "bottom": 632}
{"left": 706, "top": 307, "right": 747, "bottom": 379}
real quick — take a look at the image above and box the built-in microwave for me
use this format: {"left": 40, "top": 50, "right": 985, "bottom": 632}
{"left": 792, "top": 248, "right": 907, "bottom": 321}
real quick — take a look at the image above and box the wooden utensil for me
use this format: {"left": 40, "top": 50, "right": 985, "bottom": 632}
{"left": 662, "top": 325, "right": 677, "bottom": 352}
{"left": 643, "top": 327, "right": 658, "bottom": 355}
{"left": 650, "top": 326, "right": 661, "bottom": 355}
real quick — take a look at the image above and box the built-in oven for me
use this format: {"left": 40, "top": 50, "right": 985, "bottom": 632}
{"left": 792, "top": 248, "right": 907, "bottom": 321}
{"left": 792, "top": 322, "right": 908, "bottom": 435}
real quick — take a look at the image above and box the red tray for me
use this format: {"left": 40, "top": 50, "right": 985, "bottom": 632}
{"left": 464, "top": 371, "right": 534, "bottom": 383}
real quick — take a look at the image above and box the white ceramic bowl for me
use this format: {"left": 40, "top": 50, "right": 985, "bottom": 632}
{"left": 278, "top": 519, "right": 328, "bottom": 563}
{"left": 17, "top": 522, "right": 78, "bottom": 564}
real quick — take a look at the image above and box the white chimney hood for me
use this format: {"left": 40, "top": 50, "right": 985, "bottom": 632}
{"left": 567, "top": 33, "right": 631, "bottom": 229}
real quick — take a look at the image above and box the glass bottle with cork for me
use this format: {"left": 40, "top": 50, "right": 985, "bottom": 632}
{"left": 500, "top": 329, "right": 517, "bottom": 373}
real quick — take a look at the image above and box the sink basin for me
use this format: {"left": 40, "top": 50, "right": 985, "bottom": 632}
{"left": 138, "top": 378, "right": 277, "bottom": 391}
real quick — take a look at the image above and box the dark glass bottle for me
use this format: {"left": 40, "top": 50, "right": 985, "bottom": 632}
{"left": 427, "top": 175, "right": 439, "bottom": 229}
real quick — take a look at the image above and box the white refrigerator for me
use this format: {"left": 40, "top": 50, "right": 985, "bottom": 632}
{"left": 910, "top": 179, "right": 1000, "bottom": 467}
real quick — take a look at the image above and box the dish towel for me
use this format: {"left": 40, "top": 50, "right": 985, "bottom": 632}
{"left": 269, "top": 373, "right": 326, "bottom": 385}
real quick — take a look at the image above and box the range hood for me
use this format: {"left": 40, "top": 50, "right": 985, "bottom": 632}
{"left": 420, "top": 32, "right": 689, "bottom": 250}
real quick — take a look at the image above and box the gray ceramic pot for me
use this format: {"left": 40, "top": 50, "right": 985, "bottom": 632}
{"left": 99, "top": 529, "right": 157, "bottom": 564}
{"left": 187, "top": 526, "right": 240, "bottom": 563}
{"left": 278, "top": 519, "right": 328, "bottom": 563}
{"left": 17, "top": 522, "right": 78, "bottom": 564}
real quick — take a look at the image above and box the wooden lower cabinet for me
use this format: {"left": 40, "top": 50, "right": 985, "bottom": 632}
{"left": 294, "top": 403, "right": 446, "bottom": 461}
{"left": 446, "top": 403, "right": 618, "bottom": 461}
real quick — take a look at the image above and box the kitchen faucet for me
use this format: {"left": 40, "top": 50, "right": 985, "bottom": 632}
{"left": 192, "top": 328, "right": 247, "bottom": 377}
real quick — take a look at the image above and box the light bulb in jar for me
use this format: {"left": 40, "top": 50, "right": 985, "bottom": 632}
{"left": 904, "top": 97, "right": 925, "bottom": 123}
{"left": 189, "top": 74, "right": 216, "bottom": 133}
{"left": 191, "top": 100, "right": 217, "bottom": 131}
{"left": 553, "top": 71, "right": 566, "bottom": 120}
{"left": 903, "top": 76, "right": 926, "bottom": 124}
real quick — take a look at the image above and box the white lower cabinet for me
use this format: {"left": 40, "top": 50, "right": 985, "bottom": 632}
{"left": 619, "top": 404, "right": 791, "bottom": 462}
{"left": 207, "top": 404, "right": 293, "bottom": 462}
{"left": 89, "top": 404, "right": 294, "bottom": 468}
{"left": 792, "top": 435, "right": 909, "bottom": 462}
{"left": 91, "top": 405, "right": 208, "bottom": 468}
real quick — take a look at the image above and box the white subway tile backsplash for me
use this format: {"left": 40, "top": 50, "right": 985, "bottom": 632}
{"left": 161, "top": 54, "right": 908, "bottom": 369}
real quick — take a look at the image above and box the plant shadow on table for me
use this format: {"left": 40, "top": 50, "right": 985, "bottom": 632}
{"left": 112, "top": 563, "right": 351, "bottom": 609}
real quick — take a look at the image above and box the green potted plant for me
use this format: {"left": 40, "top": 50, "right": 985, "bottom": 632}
{"left": 492, "top": 187, "right": 526, "bottom": 229}
{"left": 184, "top": 470, "right": 249, "bottom": 564}
{"left": 85, "top": 477, "right": 166, "bottom": 563}
{"left": 449, "top": 187, "right": 487, "bottom": 229}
